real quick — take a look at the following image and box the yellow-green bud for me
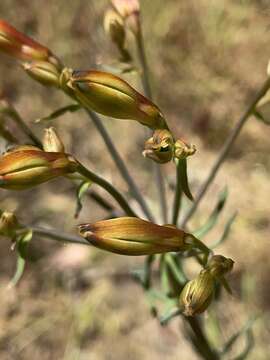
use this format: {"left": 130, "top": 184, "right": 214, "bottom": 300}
{"left": 0, "top": 145, "right": 77, "bottom": 190}
{"left": 206, "top": 255, "right": 234, "bottom": 278}
{"left": 0, "top": 210, "right": 21, "bottom": 237}
{"left": 78, "top": 217, "right": 194, "bottom": 256}
{"left": 68, "top": 70, "right": 166, "bottom": 129}
{"left": 179, "top": 270, "right": 215, "bottom": 316}
{"left": 174, "top": 139, "right": 196, "bottom": 160}
{"left": 143, "top": 129, "right": 174, "bottom": 163}
{"left": 43, "top": 127, "right": 65, "bottom": 153}
{"left": 23, "top": 61, "right": 60, "bottom": 87}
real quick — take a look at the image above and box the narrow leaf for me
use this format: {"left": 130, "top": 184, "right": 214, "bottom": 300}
{"left": 194, "top": 187, "right": 228, "bottom": 239}
{"left": 35, "top": 104, "right": 81, "bottom": 123}
{"left": 75, "top": 180, "right": 92, "bottom": 218}
{"left": 210, "top": 212, "right": 237, "bottom": 249}
{"left": 178, "top": 158, "right": 193, "bottom": 201}
{"left": 254, "top": 90, "right": 270, "bottom": 125}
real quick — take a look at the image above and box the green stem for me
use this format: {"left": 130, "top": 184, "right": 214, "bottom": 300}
{"left": 86, "top": 109, "right": 154, "bottom": 222}
{"left": 181, "top": 77, "right": 270, "bottom": 228}
{"left": 76, "top": 161, "right": 138, "bottom": 217}
{"left": 172, "top": 159, "right": 183, "bottom": 225}
{"left": 31, "top": 226, "right": 88, "bottom": 245}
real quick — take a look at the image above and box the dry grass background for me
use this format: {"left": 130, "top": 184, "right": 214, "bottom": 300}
{"left": 0, "top": 0, "right": 270, "bottom": 359}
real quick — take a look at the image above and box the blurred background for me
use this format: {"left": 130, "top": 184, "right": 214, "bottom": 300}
{"left": 0, "top": 0, "right": 270, "bottom": 359}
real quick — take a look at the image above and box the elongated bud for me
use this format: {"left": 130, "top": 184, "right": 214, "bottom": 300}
{"left": 206, "top": 255, "right": 234, "bottom": 278}
{"left": 0, "top": 210, "right": 21, "bottom": 237}
{"left": 174, "top": 139, "right": 196, "bottom": 160}
{"left": 143, "top": 129, "right": 174, "bottom": 163}
{"left": 78, "top": 217, "right": 195, "bottom": 256}
{"left": 43, "top": 127, "right": 65, "bottom": 152}
{"left": 111, "top": 0, "right": 140, "bottom": 34}
{"left": 104, "top": 10, "right": 126, "bottom": 50}
{"left": 0, "top": 146, "right": 77, "bottom": 190}
{"left": 179, "top": 270, "right": 215, "bottom": 316}
{"left": 68, "top": 70, "right": 166, "bottom": 129}
{"left": 23, "top": 61, "right": 60, "bottom": 87}
{"left": 0, "top": 20, "right": 61, "bottom": 68}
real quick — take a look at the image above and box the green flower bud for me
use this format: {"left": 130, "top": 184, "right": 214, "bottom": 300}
{"left": 0, "top": 210, "right": 21, "bottom": 237}
{"left": 23, "top": 61, "right": 60, "bottom": 87}
{"left": 206, "top": 255, "right": 234, "bottom": 278}
{"left": 78, "top": 217, "right": 194, "bottom": 256}
{"left": 0, "top": 146, "right": 77, "bottom": 190}
{"left": 179, "top": 270, "right": 215, "bottom": 316}
{"left": 143, "top": 129, "right": 174, "bottom": 163}
{"left": 68, "top": 70, "right": 166, "bottom": 129}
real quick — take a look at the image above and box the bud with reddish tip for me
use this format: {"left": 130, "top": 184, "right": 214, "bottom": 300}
{"left": 68, "top": 70, "right": 166, "bottom": 129}
{"left": 0, "top": 210, "right": 21, "bottom": 237}
{"left": 23, "top": 61, "right": 61, "bottom": 87}
{"left": 143, "top": 129, "right": 174, "bottom": 163}
{"left": 174, "top": 139, "right": 196, "bottom": 160}
{"left": 78, "top": 217, "right": 195, "bottom": 256}
{"left": 0, "top": 19, "right": 61, "bottom": 68}
{"left": 179, "top": 270, "right": 215, "bottom": 316}
{"left": 0, "top": 146, "right": 77, "bottom": 190}
{"left": 43, "top": 127, "right": 65, "bottom": 153}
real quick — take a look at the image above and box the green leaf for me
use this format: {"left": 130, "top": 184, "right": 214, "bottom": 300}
{"left": 75, "top": 180, "right": 92, "bottom": 218}
{"left": 210, "top": 212, "right": 237, "bottom": 249}
{"left": 35, "top": 104, "right": 81, "bottom": 123}
{"left": 159, "top": 307, "right": 181, "bottom": 326}
{"left": 254, "top": 90, "right": 270, "bottom": 125}
{"left": 194, "top": 187, "right": 228, "bottom": 239}
{"left": 9, "top": 230, "right": 33, "bottom": 287}
{"left": 178, "top": 158, "right": 193, "bottom": 201}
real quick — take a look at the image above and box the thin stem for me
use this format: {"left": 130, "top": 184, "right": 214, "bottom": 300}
{"left": 185, "top": 317, "right": 219, "bottom": 360}
{"left": 172, "top": 159, "right": 183, "bottom": 225}
{"left": 31, "top": 226, "right": 88, "bottom": 245}
{"left": 76, "top": 161, "right": 138, "bottom": 217}
{"left": 181, "top": 77, "right": 270, "bottom": 227}
{"left": 7, "top": 107, "right": 42, "bottom": 148}
{"left": 135, "top": 28, "right": 168, "bottom": 223}
{"left": 86, "top": 109, "right": 154, "bottom": 222}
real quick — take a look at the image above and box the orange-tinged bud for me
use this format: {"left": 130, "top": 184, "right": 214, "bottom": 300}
{"left": 174, "top": 139, "right": 196, "bottom": 160}
{"left": 43, "top": 127, "right": 65, "bottom": 153}
{"left": 179, "top": 270, "right": 215, "bottom": 316}
{"left": 0, "top": 210, "right": 21, "bottom": 237}
{"left": 23, "top": 61, "right": 60, "bottom": 87}
{"left": 143, "top": 129, "right": 174, "bottom": 163}
{"left": 78, "top": 217, "right": 192, "bottom": 256}
{"left": 68, "top": 70, "right": 166, "bottom": 129}
{"left": 0, "top": 19, "right": 61, "bottom": 68}
{"left": 0, "top": 146, "right": 77, "bottom": 190}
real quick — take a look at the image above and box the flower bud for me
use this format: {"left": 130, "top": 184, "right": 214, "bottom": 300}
{"left": 143, "top": 129, "right": 174, "bottom": 163}
{"left": 0, "top": 210, "right": 21, "bottom": 237}
{"left": 68, "top": 70, "right": 166, "bottom": 129}
{"left": 78, "top": 217, "right": 193, "bottom": 256}
{"left": 104, "top": 9, "right": 126, "bottom": 50}
{"left": 174, "top": 139, "right": 196, "bottom": 160}
{"left": 0, "top": 146, "right": 77, "bottom": 190}
{"left": 111, "top": 0, "right": 140, "bottom": 34}
{"left": 206, "top": 255, "right": 234, "bottom": 278}
{"left": 179, "top": 270, "right": 215, "bottom": 316}
{"left": 43, "top": 127, "right": 65, "bottom": 153}
{"left": 23, "top": 61, "right": 60, "bottom": 87}
{"left": 0, "top": 20, "right": 61, "bottom": 68}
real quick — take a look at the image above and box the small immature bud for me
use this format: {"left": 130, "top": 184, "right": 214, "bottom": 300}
{"left": 179, "top": 270, "right": 215, "bottom": 316}
{"left": 68, "top": 70, "right": 166, "bottom": 129}
{"left": 0, "top": 146, "right": 77, "bottom": 190}
{"left": 206, "top": 255, "right": 234, "bottom": 278}
{"left": 174, "top": 139, "right": 196, "bottom": 160}
{"left": 0, "top": 210, "right": 21, "bottom": 237}
{"left": 78, "top": 217, "right": 193, "bottom": 256}
{"left": 23, "top": 61, "right": 60, "bottom": 87}
{"left": 111, "top": 0, "right": 140, "bottom": 34}
{"left": 0, "top": 19, "right": 61, "bottom": 68}
{"left": 104, "top": 9, "right": 126, "bottom": 50}
{"left": 43, "top": 127, "right": 65, "bottom": 153}
{"left": 143, "top": 129, "right": 174, "bottom": 163}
